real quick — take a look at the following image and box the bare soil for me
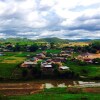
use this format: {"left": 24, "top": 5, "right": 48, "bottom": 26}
{"left": 0, "top": 82, "right": 44, "bottom": 96}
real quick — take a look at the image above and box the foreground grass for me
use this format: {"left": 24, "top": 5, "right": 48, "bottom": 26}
{"left": 7, "top": 88, "right": 100, "bottom": 100}
{"left": 8, "top": 94, "right": 100, "bottom": 100}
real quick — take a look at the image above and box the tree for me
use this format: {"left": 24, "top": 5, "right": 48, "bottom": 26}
{"left": 14, "top": 43, "right": 20, "bottom": 51}
{"left": 22, "top": 69, "right": 28, "bottom": 77}
{"left": 29, "top": 44, "right": 38, "bottom": 52}
{"left": 91, "top": 41, "right": 100, "bottom": 50}
{"left": 52, "top": 63, "right": 60, "bottom": 76}
{"left": 50, "top": 42, "right": 55, "bottom": 49}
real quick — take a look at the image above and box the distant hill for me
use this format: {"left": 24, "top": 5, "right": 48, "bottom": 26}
{"left": 34, "top": 37, "right": 69, "bottom": 43}
{"left": 0, "top": 37, "right": 100, "bottom": 44}
{"left": 71, "top": 39, "right": 100, "bottom": 42}
{"left": 0, "top": 37, "right": 69, "bottom": 44}
{"left": 1, "top": 38, "right": 33, "bottom": 45}
{"left": 71, "top": 39, "right": 91, "bottom": 42}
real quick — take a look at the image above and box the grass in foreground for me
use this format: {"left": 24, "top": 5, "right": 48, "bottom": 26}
{"left": 7, "top": 88, "right": 100, "bottom": 100}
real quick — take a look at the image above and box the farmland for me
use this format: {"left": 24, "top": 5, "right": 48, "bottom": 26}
{"left": 0, "top": 38, "right": 100, "bottom": 99}
{"left": 0, "top": 51, "right": 100, "bottom": 79}
{"left": 1, "top": 87, "right": 100, "bottom": 100}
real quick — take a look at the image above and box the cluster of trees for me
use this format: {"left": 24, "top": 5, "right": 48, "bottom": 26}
{"left": 5, "top": 43, "right": 39, "bottom": 52}
{"left": 71, "top": 41, "right": 100, "bottom": 53}
{"left": 1, "top": 40, "right": 100, "bottom": 53}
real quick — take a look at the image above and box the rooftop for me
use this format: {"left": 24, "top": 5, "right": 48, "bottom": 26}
{"left": 59, "top": 66, "right": 69, "bottom": 70}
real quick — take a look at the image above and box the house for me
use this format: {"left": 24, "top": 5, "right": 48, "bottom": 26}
{"left": 84, "top": 58, "right": 93, "bottom": 63}
{"left": 59, "top": 51, "right": 71, "bottom": 57}
{"left": 52, "top": 57, "right": 66, "bottom": 62}
{"left": 59, "top": 66, "right": 70, "bottom": 73}
{"left": 59, "top": 66, "right": 70, "bottom": 71}
{"left": 36, "top": 53, "right": 46, "bottom": 59}
{"left": 46, "top": 59, "right": 52, "bottom": 63}
{"left": 60, "top": 53, "right": 71, "bottom": 57}
{"left": 21, "top": 61, "right": 37, "bottom": 67}
{"left": 80, "top": 52, "right": 90, "bottom": 58}
{"left": 30, "top": 57, "right": 38, "bottom": 62}
{"left": 41, "top": 62, "right": 54, "bottom": 75}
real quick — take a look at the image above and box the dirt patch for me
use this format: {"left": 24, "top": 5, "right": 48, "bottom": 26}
{"left": 67, "top": 87, "right": 100, "bottom": 94}
{"left": 87, "top": 54, "right": 100, "bottom": 59}
{"left": 83, "top": 87, "right": 100, "bottom": 93}
{"left": 77, "top": 53, "right": 100, "bottom": 60}
{"left": 0, "top": 83, "right": 44, "bottom": 96}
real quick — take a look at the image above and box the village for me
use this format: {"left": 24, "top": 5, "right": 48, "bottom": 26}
{"left": 20, "top": 49, "right": 100, "bottom": 77}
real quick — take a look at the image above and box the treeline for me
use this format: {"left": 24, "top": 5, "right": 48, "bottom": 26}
{"left": 70, "top": 41, "right": 100, "bottom": 53}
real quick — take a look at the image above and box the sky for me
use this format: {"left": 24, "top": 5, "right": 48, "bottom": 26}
{"left": 0, "top": 0, "right": 100, "bottom": 40}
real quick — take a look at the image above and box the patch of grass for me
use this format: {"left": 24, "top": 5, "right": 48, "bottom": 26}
{"left": 8, "top": 88, "right": 100, "bottom": 100}
{"left": 43, "top": 87, "right": 67, "bottom": 94}
{"left": 65, "top": 60, "right": 100, "bottom": 78}
{"left": 46, "top": 49, "right": 61, "bottom": 54}
{"left": 0, "top": 63, "right": 19, "bottom": 78}
{"left": 5, "top": 58, "right": 16, "bottom": 60}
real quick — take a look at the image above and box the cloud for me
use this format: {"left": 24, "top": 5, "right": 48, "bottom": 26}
{"left": 0, "top": 0, "right": 100, "bottom": 39}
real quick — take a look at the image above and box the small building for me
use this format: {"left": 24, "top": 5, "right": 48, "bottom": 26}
{"left": 21, "top": 61, "right": 37, "bottom": 67}
{"left": 46, "top": 59, "right": 52, "bottom": 63}
{"left": 30, "top": 57, "right": 38, "bottom": 62}
{"left": 84, "top": 58, "right": 93, "bottom": 63}
{"left": 59, "top": 66, "right": 70, "bottom": 71}
{"left": 52, "top": 57, "right": 66, "bottom": 62}
{"left": 36, "top": 53, "right": 46, "bottom": 59}
{"left": 59, "top": 66, "right": 70, "bottom": 73}
{"left": 41, "top": 62, "right": 54, "bottom": 75}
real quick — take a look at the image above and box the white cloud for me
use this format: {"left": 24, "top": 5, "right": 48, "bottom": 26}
{"left": 0, "top": 0, "right": 100, "bottom": 39}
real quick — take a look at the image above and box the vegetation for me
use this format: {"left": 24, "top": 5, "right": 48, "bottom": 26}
{"left": 7, "top": 88, "right": 100, "bottom": 100}
{"left": 0, "top": 38, "right": 100, "bottom": 80}
{"left": 64, "top": 60, "right": 100, "bottom": 79}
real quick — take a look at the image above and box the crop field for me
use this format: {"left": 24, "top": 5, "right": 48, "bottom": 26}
{"left": 0, "top": 52, "right": 26, "bottom": 78}
{"left": 0, "top": 57, "right": 25, "bottom": 63}
{"left": 59, "top": 42, "right": 89, "bottom": 48}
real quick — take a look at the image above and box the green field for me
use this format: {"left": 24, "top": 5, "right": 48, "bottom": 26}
{"left": 65, "top": 60, "right": 100, "bottom": 79}
{"left": 0, "top": 52, "right": 26, "bottom": 78}
{"left": 5, "top": 88, "right": 100, "bottom": 100}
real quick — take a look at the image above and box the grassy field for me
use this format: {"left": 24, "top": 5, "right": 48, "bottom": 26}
{"left": 0, "top": 63, "right": 19, "bottom": 78}
{"left": 65, "top": 60, "right": 100, "bottom": 79}
{"left": 46, "top": 49, "right": 61, "bottom": 53}
{"left": 7, "top": 88, "right": 100, "bottom": 100}
{"left": 0, "top": 52, "right": 26, "bottom": 78}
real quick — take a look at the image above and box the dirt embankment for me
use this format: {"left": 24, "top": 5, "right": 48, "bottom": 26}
{"left": 0, "top": 81, "right": 100, "bottom": 96}
{"left": 0, "top": 82, "right": 44, "bottom": 96}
